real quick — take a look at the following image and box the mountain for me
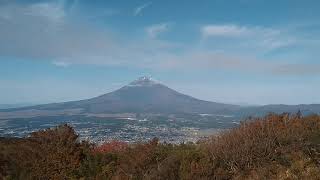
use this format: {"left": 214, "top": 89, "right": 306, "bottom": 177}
{"left": 238, "top": 104, "right": 320, "bottom": 117}
{"left": 1, "top": 76, "right": 320, "bottom": 119}
{"left": 0, "top": 103, "right": 35, "bottom": 109}
{"left": 0, "top": 77, "right": 239, "bottom": 116}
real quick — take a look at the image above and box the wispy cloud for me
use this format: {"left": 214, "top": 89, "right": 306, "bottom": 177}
{"left": 0, "top": 1, "right": 117, "bottom": 61}
{"left": 201, "top": 24, "right": 297, "bottom": 52}
{"left": 133, "top": 2, "right": 152, "bottom": 16}
{"left": 0, "top": 2, "right": 319, "bottom": 76}
{"left": 138, "top": 50, "right": 320, "bottom": 76}
{"left": 201, "top": 24, "right": 252, "bottom": 37}
{"left": 26, "top": 2, "right": 66, "bottom": 22}
{"left": 0, "top": 1, "right": 65, "bottom": 22}
{"left": 146, "top": 23, "right": 170, "bottom": 38}
{"left": 84, "top": 8, "right": 119, "bottom": 20}
{"left": 201, "top": 24, "right": 281, "bottom": 39}
{"left": 273, "top": 64, "right": 320, "bottom": 75}
{"left": 52, "top": 61, "right": 70, "bottom": 67}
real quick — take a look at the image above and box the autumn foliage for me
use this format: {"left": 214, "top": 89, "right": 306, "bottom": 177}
{"left": 94, "top": 141, "right": 128, "bottom": 154}
{"left": 0, "top": 124, "right": 90, "bottom": 179}
{"left": 1, "top": 113, "right": 320, "bottom": 179}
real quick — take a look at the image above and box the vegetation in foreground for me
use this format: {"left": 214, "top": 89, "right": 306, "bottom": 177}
{"left": 1, "top": 113, "right": 320, "bottom": 179}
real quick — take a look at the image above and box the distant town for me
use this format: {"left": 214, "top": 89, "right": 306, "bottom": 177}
{"left": 0, "top": 113, "right": 238, "bottom": 144}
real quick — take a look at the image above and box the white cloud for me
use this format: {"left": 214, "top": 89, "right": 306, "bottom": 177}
{"left": 146, "top": 23, "right": 170, "bottom": 38}
{"left": 133, "top": 2, "right": 152, "bottom": 16}
{"left": 26, "top": 2, "right": 65, "bottom": 22}
{"left": 0, "top": 1, "right": 118, "bottom": 62}
{"left": 202, "top": 24, "right": 251, "bottom": 37}
{"left": 200, "top": 24, "right": 298, "bottom": 53}
{"left": 0, "top": 1, "right": 69, "bottom": 23}
{"left": 52, "top": 61, "right": 70, "bottom": 67}
{"left": 201, "top": 24, "right": 281, "bottom": 38}
{"left": 0, "top": 2, "right": 319, "bottom": 76}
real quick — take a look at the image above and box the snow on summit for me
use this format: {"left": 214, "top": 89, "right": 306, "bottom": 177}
{"left": 127, "top": 76, "right": 160, "bottom": 87}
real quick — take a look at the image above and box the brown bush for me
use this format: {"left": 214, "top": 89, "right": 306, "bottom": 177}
{"left": 0, "top": 124, "right": 90, "bottom": 179}
{"left": 202, "top": 113, "right": 320, "bottom": 179}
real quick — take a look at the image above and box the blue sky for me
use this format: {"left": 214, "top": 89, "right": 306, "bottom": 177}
{"left": 0, "top": 0, "right": 320, "bottom": 105}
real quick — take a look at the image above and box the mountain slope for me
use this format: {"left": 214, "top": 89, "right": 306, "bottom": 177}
{"left": 1, "top": 77, "right": 239, "bottom": 114}
{"left": 238, "top": 104, "right": 320, "bottom": 116}
{"left": 1, "top": 77, "right": 320, "bottom": 117}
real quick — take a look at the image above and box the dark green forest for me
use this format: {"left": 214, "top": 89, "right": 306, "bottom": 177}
{"left": 1, "top": 113, "right": 320, "bottom": 179}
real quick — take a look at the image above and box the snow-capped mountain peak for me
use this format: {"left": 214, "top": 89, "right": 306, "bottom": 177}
{"left": 127, "top": 76, "right": 160, "bottom": 87}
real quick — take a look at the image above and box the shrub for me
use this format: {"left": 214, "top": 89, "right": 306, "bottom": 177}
{"left": 0, "top": 124, "right": 90, "bottom": 179}
{"left": 202, "top": 113, "right": 320, "bottom": 179}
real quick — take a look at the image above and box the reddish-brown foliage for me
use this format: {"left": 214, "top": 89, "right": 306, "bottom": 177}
{"left": 0, "top": 124, "right": 90, "bottom": 179}
{"left": 202, "top": 113, "right": 320, "bottom": 179}
{"left": 94, "top": 140, "right": 128, "bottom": 153}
